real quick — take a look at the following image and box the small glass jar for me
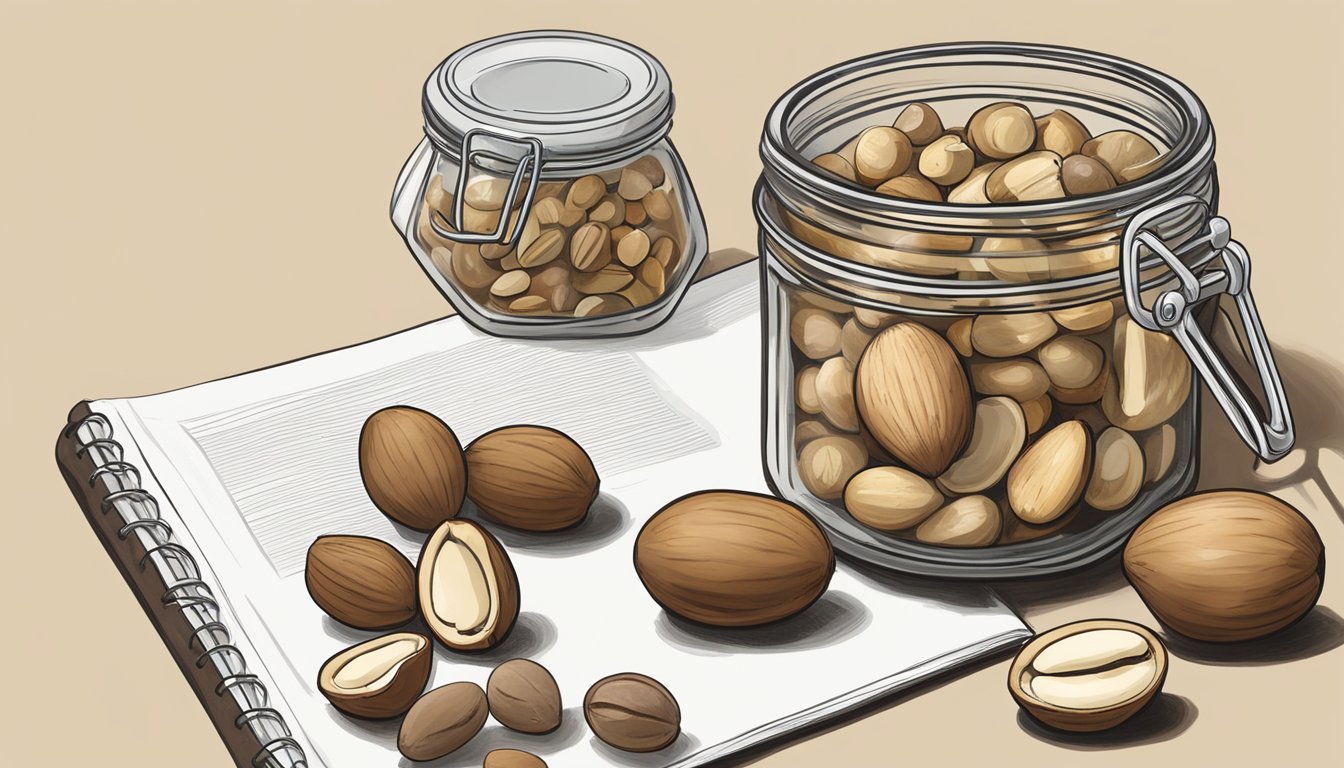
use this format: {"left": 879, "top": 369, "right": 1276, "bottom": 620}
{"left": 391, "top": 31, "right": 708, "bottom": 338}
{"left": 756, "top": 43, "right": 1294, "bottom": 578}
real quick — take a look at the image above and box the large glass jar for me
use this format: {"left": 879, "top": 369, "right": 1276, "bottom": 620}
{"left": 756, "top": 43, "right": 1294, "bottom": 578}
{"left": 391, "top": 31, "right": 707, "bottom": 338}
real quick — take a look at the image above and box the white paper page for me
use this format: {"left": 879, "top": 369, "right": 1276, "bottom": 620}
{"left": 109, "top": 264, "right": 1028, "bottom": 768}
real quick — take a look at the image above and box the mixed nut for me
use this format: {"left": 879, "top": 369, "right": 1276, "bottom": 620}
{"left": 415, "top": 154, "right": 690, "bottom": 319}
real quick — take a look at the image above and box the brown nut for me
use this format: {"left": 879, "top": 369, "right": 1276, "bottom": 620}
{"left": 855, "top": 323, "right": 973, "bottom": 477}
{"left": 1050, "top": 300, "right": 1115, "bottom": 334}
{"left": 634, "top": 490, "right": 835, "bottom": 627}
{"left": 465, "top": 425, "right": 599, "bottom": 531}
{"left": 573, "top": 263, "right": 634, "bottom": 294}
{"left": 1009, "top": 620, "right": 1167, "bottom": 733}
{"left": 1007, "top": 420, "right": 1093, "bottom": 524}
{"left": 584, "top": 673, "right": 681, "bottom": 753}
{"left": 617, "top": 228, "right": 652, "bottom": 267}
{"left": 574, "top": 293, "right": 634, "bottom": 317}
{"left": 487, "top": 658, "right": 562, "bottom": 734}
{"left": 618, "top": 157, "right": 664, "bottom": 200}
{"left": 306, "top": 536, "right": 417, "bottom": 630}
{"left": 844, "top": 466, "right": 944, "bottom": 531}
{"left": 1061, "top": 154, "right": 1117, "bottom": 196}
{"left": 484, "top": 749, "right": 548, "bottom": 768}
{"left": 490, "top": 270, "right": 532, "bottom": 299}
{"left": 433, "top": 245, "right": 499, "bottom": 290}
{"left": 915, "top": 495, "right": 1002, "bottom": 548}
{"left": 1033, "top": 110, "right": 1091, "bottom": 157}
{"left": 398, "top": 682, "right": 489, "bottom": 761}
{"left": 875, "top": 173, "right": 942, "bottom": 202}
{"left": 1082, "top": 130, "right": 1162, "bottom": 183}
{"left": 318, "top": 632, "right": 431, "bottom": 719}
{"left": 417, "top": 520, "right": 519, "bottom": 651}
{"left": 798, "top": 434, "right": 868, "bottom": 499}
{"left": 566, "top": 175, "right": 606, "bottom": 210}
{"left": 918, "top": 134, "right": 975, "bottom": 186}
{"left": 1037, "top": 336, "right": 1105, "bottom": 390}
{"left": 894, "top": 102, "right": 944, "bottom": 145}
{"left": 359, "top": 406, "right": 467, "bottom": 532}
{"left": 1021, "top": 393, "right": 1053, "bottom": 434}
{"left": 946, "top": 162, "right": 1001, "bottom": 204}
{"left": 986, "top": 151, "right": 1065, "bottom": 202}
{"left": 1142, "top": 423, "right": 1177, "bottom": 482}
{"left": 589, "top": 194, "right": 627, "bottom": 227}
{"left": 853, "top": 126, "right": 913, "bottom": 185}
{"left": 967, "top": 102, "right": 1037, "bottom": 160}
{"left": 813, "top": 152, "right": 857, "bottom": 182}
{"left": 517, "top": 228, "right": 566, "bottom": 269}
{"left": 795, "top": 365, "right": 822, "bottom": 414}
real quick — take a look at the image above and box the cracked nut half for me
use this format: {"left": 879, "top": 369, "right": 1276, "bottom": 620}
{"left": 417, "top": 520, "right": 520, "bottom": 651}
{"left": 318, "top": 632, "right": 431, "bottom": 719}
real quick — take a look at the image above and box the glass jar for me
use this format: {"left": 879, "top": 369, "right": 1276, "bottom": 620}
{"left": 756, "top": 43, "right": 1294, "bottom": 578}
{"left": 390, "top": 31, "right": 707, "bottom": 338}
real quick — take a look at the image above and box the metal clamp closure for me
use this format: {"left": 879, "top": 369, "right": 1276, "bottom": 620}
{"left": 430, "top": 128, "right": 543, "bottom": 245}
{"left": 1122, "top": 194, "right": 1294, "bottom": 461}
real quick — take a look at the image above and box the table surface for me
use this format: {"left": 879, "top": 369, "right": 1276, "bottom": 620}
{"left": 4, "top": 2, "right": 1342, "bottom": 765}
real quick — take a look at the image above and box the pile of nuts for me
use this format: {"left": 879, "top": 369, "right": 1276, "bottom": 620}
{"left": 306, "top": 405, "right": 683, "bottom": 762}
{"left": 789, "top": 292, "right": 1189, "bottom": 547}
{"left": 415, "top": 154, "right": 689, "bottom": 319}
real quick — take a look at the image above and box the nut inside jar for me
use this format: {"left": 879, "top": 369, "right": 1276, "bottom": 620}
{"left": 416, "top": 154, "right": 691, "bottom": 320}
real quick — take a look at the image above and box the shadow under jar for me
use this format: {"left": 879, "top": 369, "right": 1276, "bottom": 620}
{"left": 756, "top": 43, "right": 1294, "bottom": 578}
{"left": 391, "top": 31, "right": 707, "bottom": 338}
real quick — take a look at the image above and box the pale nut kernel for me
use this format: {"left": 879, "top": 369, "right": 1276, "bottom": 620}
{"left": 1082, "top": 130, "right": 1162, "bottom": 183}
{"left": 986, "top": 151, "right": 1065, "bottom": 202}
{"left": 971, "top": 360, "right": 1051, "bottom": 401}
{"left": 1022, "top": 393, "right": 1053, "bottom": 434}
{"left": 1102, "top": 316, "right": 1192, "bottom": 431}
{"left": 1033, "top": 110, "right": 1092, "bottom": 157}
{"left": 894, "top": 102, "right": 944, "bottom": 145}
{"left": 1142, "top": 423, "right": 1177, "bottom": 482}
{"left": 967, "top": 102, "right": 1037, "bottom": 160}
{"left": 979, "top": 236, "right": 1051, "bottom": 283}
{"left": 1050, "top": 301, "right": 1115, "bottom": 334}
{"left": 589, "top": 195, "right": 627, "bottom": 226}
{"left": 971, "top": 312, "right": 1058, "bottom": 357}
{"left": 1037, "top": 336, "right": 1105, "bottom": 390}
{"left": 1007, "top": 420, "right": 1093, "bottom": 524}
{"left": 489, "top": 270, "right": 531, "bottom": 299}
{"left": 464, "top": 176, "right": 511, "bottom": 211}
{"left": 815, "top": 356, "right": 860, "bottom": 432}
{"left": 570, "top": 222, "right": 612, "bottom": 272}
{"left": 844, "top": 466, "right": 944, "bottom": 531}
{"left": 517, "top": 228, "right": 565, "bottom": 269}
{"left": 795, "top": 366, "right": 823, "bottom": 415}
{"left": 853, "top": 126, "right": 914, "bottom": 186}
{"left": 854, "top": 307, "right": 896, "bottom": 329}
{"left": 573, "top": 264, "right": 634, "bottom": 294}
{"left": 938, "top": 396, "right": 1027, "bottom": 495}
{"left": 639, "top": 258, "right": 666, "bottom": 295}
{"left": 840, "top": 318, "right": 874, "bottom": 364}
{"left": 794, "top": 419, "right": 831, "bottom": 449}
{"left": 617, "top": 228, "right": 652, "bottom": 268}
{"left": 813, "top": 153, "right": 858, "bottom": 182}
{"left": 790, "top": 307, "right": 844, "bottom": 359}
{"left": 573, "top": 293, "right": 633, "bottom": 317}
{"left": 947, "top": 162, "right": 1001, "bottom": 204}
{"left": 875, "top": 173, "right": 943, "bottom": 202}
{"left": 797, "top": 435, "right": 868, "bottom": 500}
{"left": 947, "top": 318, "right": 973, "bottom": 357}
{"left": 1050, "top": 365, "right": 1109, "bottom": 405}
{"left": 1085, "top": 427, "right": 1145, "bottom": 511}
{"left": 642, "top": 189, "right": 675, "bottom": 222}
{"left": 915, "top": 495, "right": 1002, "bottom": 548}
{"left": 566, "top": 175, "right": 607, "bottom": 210}
{"left": 919, "top": 134, "right": 976, "bottom": 186}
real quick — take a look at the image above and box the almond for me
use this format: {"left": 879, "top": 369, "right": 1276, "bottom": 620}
{"left": 399, "top": 682, "right": 489, "bottom": 761}
{"left": 1007, "top": 420, "right": 1093, "bottom": 524}
{"left": 358, "top": 406, "right": 466, "bottom": 531}
{"left": 465, "top": 425, "right": 599, "bottom": 531}
{"left": 915, "top": 495, "right": 1001, "bottom": 548}
{"left": 843, "top": 466, "right": 943, "bottom": 531}
{"left": 306, "top": 535, "right": 417, "bottom": 629}
{"left": 318, "top": 632, "right": 430, "bottom": 719}
{"left": 855, "top": 323, "right": 972, "bottom": 476}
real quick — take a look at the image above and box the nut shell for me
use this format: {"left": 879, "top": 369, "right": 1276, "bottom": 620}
{"left": 634, "top": 491, "right": 835, "bottom": 627}
{"left": 1123, "top": 490, "right": 1325, "bottom": 642}
{"left": 418, "top": 520, "right": 520, "bottom": 651}
{"left": 487, "top": 659, "right": 563, "bottom": 734}
{"left": 465, "top": 425, "right": 600, "bottom": 531}
{"left": 398, "top": 682, "right": 489, "bottom": 761}
{"left": 359, "top": 406, "right": 466, "bottom": 531}
{"left": 484, "top": 749, "right": 548, "bottom": 768}
{"left": 584, "top": 673, "right": 681, "bottom": 753}
{"left": 317, "top": 632, "right": 430, "bottom": 719}
{"left": 305, "top": 535, "right": 417, "bottom": 630}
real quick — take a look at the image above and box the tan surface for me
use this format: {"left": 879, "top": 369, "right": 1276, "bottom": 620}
{"left": 3, "top": 1, "right": 1342, "bottom": 765}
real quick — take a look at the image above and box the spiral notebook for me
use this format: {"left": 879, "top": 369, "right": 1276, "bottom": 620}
{"left": 56, "top": 258, "right": 1030, "bottom": 768}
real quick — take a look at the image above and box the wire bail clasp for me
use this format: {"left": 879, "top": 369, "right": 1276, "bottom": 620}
{"left": 1121, "top": 194, "right": 1294, "bottom": 462}
{"left": 430, "top": 128, "right": 544, "bottom": 246}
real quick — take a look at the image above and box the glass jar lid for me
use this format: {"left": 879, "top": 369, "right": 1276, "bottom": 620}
{"left": 422, "top": 30, "right": 674, "bottom": 171}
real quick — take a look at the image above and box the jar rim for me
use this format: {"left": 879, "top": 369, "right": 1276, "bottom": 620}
{"left": 759, "top": 41, "right": 1215, "bottom": 220}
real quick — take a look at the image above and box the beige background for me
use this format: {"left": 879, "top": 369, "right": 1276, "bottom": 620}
{"left": 4, "top": 1, "right": 1342, "bottom": 765}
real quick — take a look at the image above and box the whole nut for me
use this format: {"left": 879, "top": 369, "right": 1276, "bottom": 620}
{"left": 465, "top": 425, "right": 599, "bottom": 531}
{"left": 417, "top": 520, "right": 519, "bottom": 651}
{"left": 938, "top": 396, "right": 1026, "bottom": 495}
{"left": 971, "top": 312, "right": 1057, "bottom": 357}
{"left": 1124, "top": 490, "right": 1325, "bottom": 642}
{"left": 617, "top": 228, "right": 652, "bottom": 267}
{"left": 1085, "top": 427, "right": 1145, "bottom": 511}
{"left": 1061, "top": 154, "right": 1117, "bottom": 196}
{"left": 1102, "top": 316, "right": 1192, "bottom": 431}
{"left": 642, "top": 189, "right": 675, "bottom": 222}
{"left": 398, "top": 682, "right": 489, "bottom": 761}
{"left": 853, "top": 126, "right": 913, "bottom": 185}
{"left": 634, "top": 490, "right": 835, "bottom": 626}
{"left": 484, "top": 750, "right": 548, "bottom": 768}
{"left": 618, "top": 159, "right": 659, "bottom": 201}
{"left": 875, "top": 173, "right": 942, "bottom": 201}
{"left": 967, "top": 102, "right": 1037, "bottom": 160}
{"left": 918, "top": 134, "right": 975, "bottom": 186}
{"left": 840, "top": 317, "right": 875, "bottom": 363}
{"left": 584, "top": 673, "right": 681, "bottom": 753}
{"left": 915, "top": 495, "right": 1002, "bottom": 548}
{"left": 574, "top": 293, "right": 633, "bottom": 317}
{"left": 359, "top": 406, "right": 466, "bottom": 531}
{"left": 435, "top": 245, "right": 500, "bottom": 290}
{"left": 971, "top": 359, "right": 1051, "bottom": 401}
{"left": 1033, "top": 110, "right": 1092, "bottom": 157}
{"left": 1142, "top": 423, "right": 1177, "bottom": 482}
{"left": 1082, "top": 130, "right": 1162, "bottom": 182}
{"left": 844, "top": 466, "right": 944, "bottom": 531}
{"left": 794, "top": 419, "right": 831, "bottom": 448}
{"left": 855, "top": 323, "right": 973, "bottom": 477}
{"left": 814, "top": 356, "right": 859, "bottom": 432}
{"left": 306, "top": 536, "right": 417, "bottom": 630}
{"left": 566, "top": 175, "right": 606, "bottom": 210}
{"left": 573, "top": 263, "right": 634, "bottom": 294}
{"left": 790, "top": 307, "right": 844, "bottom": 359}
{"left": 1007, "top": 420, "right": 1093, "bottom": 524}
{"left": 318, "top": 632, "right": 431, "bottom": 719}
{"left": 589, "top": 195, "right": 626, "bottom": 226}
{"left": 1037, "top": 336, "right": 1104, "bottom": 390}
{"left": 1050, "top": 364, "right": 1108, "bottom": 405}
{"left": 986, "top": 151, "right": 1065, "bottom": 202}
{"left": 650, "top": 236, "right": 677, "bottom": 268}
{"left": 1050, "top": 300, "right": 1115, "bottom": 334}
{"left": 894, "top": 102, "right": 944, "bottom": 145}
{"left": 946, "top": 317, "right": 973, "bottom": 357}
{"left": 798, "top": 434, "right": 868, "bottom": 500}
{"left": 530, "top": 266, "right": 578, "bottom": 313}
{"left": 1009, "top": 619, "right": 1167, "bottom": 733}
{"left": 795, "top": 365, "right": 822, "bottom": 414}
{"left": 464, "top": 177, "right": 510, "bottom": 211}
{"left": 854, "top": 306, "right": 895, "bottom": 329}
{"left": 569, "top": 222, "right": 613, "bottom": 272}
{"left": 946, "top": 162, "right": 1001, "bottom": 204}
{"left": 487, "top": 658, "right": 562, "bottom": 734}
{"left": 490, "top": 270, "right": 532, "bottom": 299}
{"left": 517, "top": 228, "right": 566, "bottom": 268}
{"left": 1022, "top": 392, "right": 1053, "bottom": 434}
{"left": 625, "top": 200, "right": 648, "bottom": 226}
{"left": 813, "top": 153, "right": 858, "bottom": 182}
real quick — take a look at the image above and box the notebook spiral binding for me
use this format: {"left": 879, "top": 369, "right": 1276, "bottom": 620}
{"left": 67, "top": 413, "right": 308, "bottom": 768}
